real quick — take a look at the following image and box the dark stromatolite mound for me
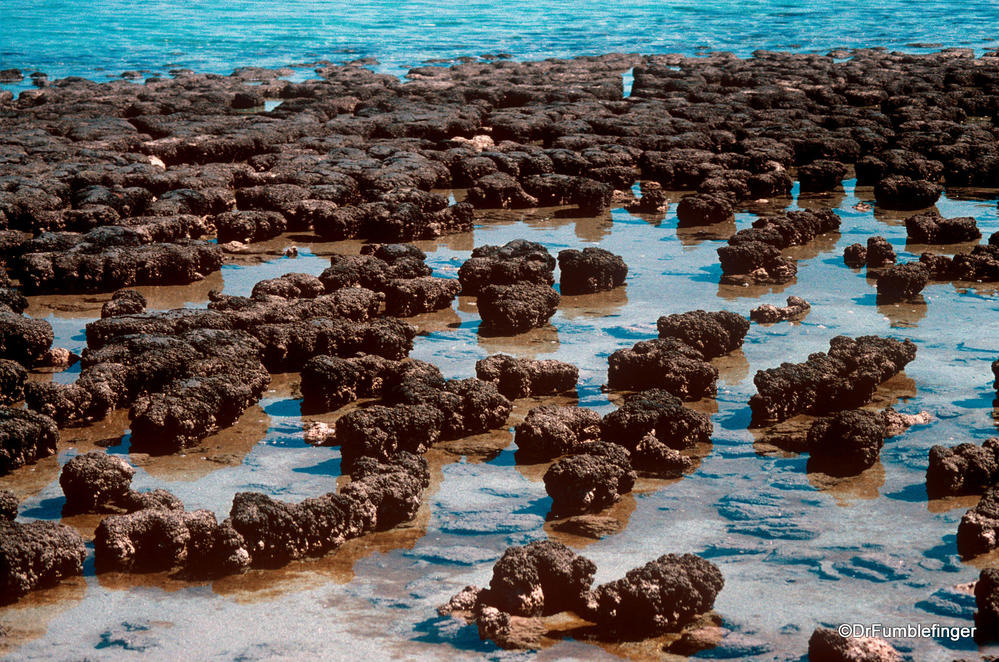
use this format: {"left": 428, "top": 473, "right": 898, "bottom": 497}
{"left": 994, "top": 358, "right": 999, "bottom": 390}
{"left": 382, "top": 276, "right": 461, "bottom": 317}
{"left": 466, "top": 172, "right": 539, "bottom": 208}
{"left": 0, "top": 489, "right": 17, "bottom": 520}
{"left": 382, "top": 371, "right": 513, "bottom": 441}
{"left": 60, "top": 452, "right": 135, "bottom": 513}
{"left": 607, "top": 338, "right": 718, "bottom": 399}
{"left": 0, "top": 358, "right": 27, "bottom": 404}
{"left": 300, "top": 354, "right": 393, "bottom": 412}
{"left": 749, "top": 335, "right": 917, "bottom": 424}
{"left": 581, "top": 553, "right": 724, "bottom": 638}
{"left": 513, "top": 405, "right": 601, "bottom": 461}
{"left": 486, "top": 540, "right": 596, "bottom": 616}
{"left": 750, "top": 296, "right": 810, "bottom": 323}
{"left": 339, "top": 453, "right": 431, "bottom": 531}
{"left": 128, "top": 353, "right": 270, "bottom": 453}
{"left": 806, "top": 409, "right": 887, "bottom": 476}
{"left": 675, "top": 192, "right": 734, "bottom": 226}
{"left": 656, "top": 309, "right": 749, "bottom": 359}
{"left": 18, "top": 240, "right": 223, "bottom": 294}
{"left": 251, "top": 273, "right": 326, "bottom": 299}
{"left": 843, "top": 242, "right": 867, "bottom": 268}
{"left": 214, "top": 210, "right": 287, "bottom": 244}
{"left": 95, "top": 506, "right": 251, "bottom": 577}
{"left": 976, "top": 568, "right": 999, "bottom": 643}
{"left": 797, "top": 160, "right": 847, "bottom": 192}
{"left": 905, "top": 211, "right": 981, "bottom": 244}
{"left": 876, "top": 262, "right": 929, "bottom": 301}
{"left": 477, "top": 282, "right": 559, "bottom": 334}
{"left": 475, "top": 353, "right": 578, "bottom": 399}
{"left": 0, "top": 406, "right": 59, "bottom": 476}
{"left": 521, "top": 174, "right": 612, "bottom": 211}
{"left": 227, "top": 452, "right": 428, "bottom": 569}
{"left": 717, "top": 209, "right": 840, "bottom": 284}
{"left": 630, "top": 433, "right": 695, "bottom": 478}
{"left": 926, "top": 438, "right": 999, "bottom": 497}
{"left": 627, "top": 181, "right": 669, "bottom": 213}
{"left": 336, "top": 404, "right": 441, "bottom": 463}
{"left": 600, "top": 389, "right": 711, "bottom": 451}
{"left": 865, "top": 236, "right": 897, "bottom": 268}
{"left": 807, "top": 627, "right": 901, "bottom": 662}
{"left": 557, "top": 247, "right": 628, "bottom": 294}
{"left": 544, "top": 442, "right": 636, "bottom": 516}
{"left": 100, "top": 289, "right": 147, "bottom": 318}
{"left": 958, "top": 486, "right": 999, "bottom": 557}
{"left": 874, "top": 175, "right": 942, "bottom": 210}
{"left": 0, "top": 309, "right": 54, "bottom": 366}
{"left": 0, "top": 519, "right": 87, "bottom": 603}
{"left": 919, "top": 243, "right": 999, "bottom": 282}
{"left": 457, "top": 239, "right": 555, "bottom": 296}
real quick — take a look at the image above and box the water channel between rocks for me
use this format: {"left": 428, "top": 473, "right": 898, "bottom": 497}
{"left": 3, "top": 179, "right": 999, "bottom": 660}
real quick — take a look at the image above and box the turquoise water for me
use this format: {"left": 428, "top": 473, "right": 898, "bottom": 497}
{"left": 2, "top": 0, "right": 999, "bottom": 87}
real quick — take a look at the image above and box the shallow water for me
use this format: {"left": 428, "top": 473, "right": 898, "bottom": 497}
{"left": 3, "top": 175, "right": 999, "bottom": 660}
{"left": 2, "top": 0, "right": 999, "bottom": 92}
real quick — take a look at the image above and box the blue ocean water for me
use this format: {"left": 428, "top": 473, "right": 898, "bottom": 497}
{"left": 2, "top": 0, "right": 998, "bottom": 86}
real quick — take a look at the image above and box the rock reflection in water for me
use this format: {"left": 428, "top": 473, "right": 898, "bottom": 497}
{"left": 675, "top": 219, "right": 737, "bottom": 247}
{"left": 477, "top": 324, "right": 560, "bottom": 358}
{"left": 0, "top": 578, "right": 87, "bottom": 656}
{"left": 806, "top": 461, "right": 886, "bottom": 504}
{"left": 558, "top": 287, "right": 628, "bottom": 320}
{"left": 876, "top": 295, "right": 928, "bottom": 328}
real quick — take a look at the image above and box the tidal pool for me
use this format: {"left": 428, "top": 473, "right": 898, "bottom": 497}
{"left": 3, "top": 177, "right": 999, "bottom": 661}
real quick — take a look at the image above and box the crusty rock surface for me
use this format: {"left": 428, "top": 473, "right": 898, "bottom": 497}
{"left": 749, "top": 335, "right": 917, "bottom": 424}
{"left": 0, "top": 406, "right": 59, "bottom": 476}
{"left": 543, "top": 442, "right": 637, "bottom": 516}
{"left": 607, "top": 338, "right": 718, "bottom": 399}
{"left": 807, "top": 626, "right": 901, "bottom": 662}
{"left": 557, "top": 247, "right": 628, "bottom": 294}
{"left": 0, "top": 519, "right": 87, "bottom": 603}
{"left": 656, "top": 309, "right": 749, "bottom": 358}
{"left": 475, "top": 353, "right": 578, "bottom": 399}
{"left": 514, "top": 405, "right": 601, "bottom": 461}
{"left": 926, "top": 438, "right": 999, "bottom": 498}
